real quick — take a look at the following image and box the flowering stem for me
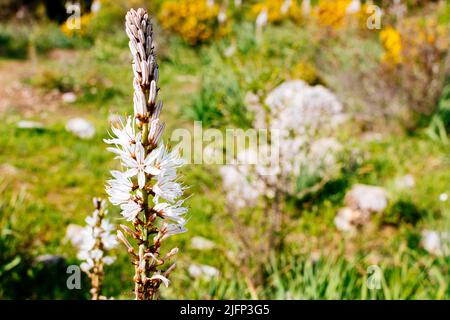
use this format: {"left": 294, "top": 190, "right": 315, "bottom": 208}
{"left": 106, "top": 8, "right": 188, "bottom": 300}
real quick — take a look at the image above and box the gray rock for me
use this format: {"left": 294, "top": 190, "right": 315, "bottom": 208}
{"left": 188, "top": 264, "right": 220, "bottom": 280}
{"left": 34, "top": 254, "right": 66, "bottom": 267}
{"left": 191, "top": 236, "right": 216, "bottom": 251}
{"left": 17, "top": 120, "right": 44, "bottom": 129}
{"left": 62, "top": 92, "right": 77, "bottom": 104}
{"left": 345, "top": 184, "right": 388, "bottom": 213}
{"left": 66, "top": 117, "right": 95, "bottom": 139}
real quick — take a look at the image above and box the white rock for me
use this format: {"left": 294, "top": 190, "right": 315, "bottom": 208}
{"left": 62, "top": 92, "right": 77, "bottom": 104}
{"left": 421, "top": 230, "right": 449, "bottom": 256}
{"left": 395, "top": 174, "right": 415, "bottom": 189}
{"left": 188, "top": 264, "right": 220, "bottom": 280}
{"left": 191, "top": 236, "right": 216, "bottom": 250}
{"left": 66, "top": 117, "right": 95, "bottom": 139}
{"left": 64, "top": 224, "right": 85, "bottom": 248}
{"left": 17, "top": 120, "right": 44, "bottom": 129}
{"left": 345, "top": 184, "right": 388, "bottom": 213}
{"left": 335, "top": 207, "right": 355, "bottom": 232}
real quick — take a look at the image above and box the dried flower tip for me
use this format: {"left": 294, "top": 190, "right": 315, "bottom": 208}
{"left": 149, "top": 274, "right": 170, "bottom": 288}
{"left": 117, "top": 230, "right": 134, "bottom": 252}
{"left": 120, "top": 224, "right": 140, "bottom": 240}
{"left": 164, "top": 247, "right": 179, "bottom": 260}
{"left": 144, "top": 252, "right": 163, "bottom": 265}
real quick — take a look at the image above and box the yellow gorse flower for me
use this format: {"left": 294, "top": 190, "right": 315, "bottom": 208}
{"left": 314, "top": 0, "right": 352, "bottom": 30}
{"left": 158, "top": 0, "right": 228, "bottom": 45}
{"left": 380, "top": 26, "right": 403, "bottom": 65}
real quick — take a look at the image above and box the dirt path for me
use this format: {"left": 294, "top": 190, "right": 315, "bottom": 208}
{"left": 0, "top": 59, "right": 63, "bottom": 118}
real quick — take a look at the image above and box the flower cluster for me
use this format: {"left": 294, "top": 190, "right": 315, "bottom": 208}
{"left": 380, "top": 26, "right": 403, "bottom": 65}
{"left": 381, "top": 18, "right": 449, "bottom": 67}
{"left": 158, "top": 0, "right": 229, "bottom": 45}
{"left": 105, "top": 8, "right": 187, "bottom": 300}
{"left": 221, "top": 80, "right": 344, "bottom": 210}
{"left": 250, "top": 0, "right": 303, "bottom": 24}
{"left": 314, "top": 0, "right": 352, "bottom": 30}
{"left": 78, "top": 198, "right": 117, "bottom": 300}
{"left": 379, "top": 18, "right": 448, "bottom": 114}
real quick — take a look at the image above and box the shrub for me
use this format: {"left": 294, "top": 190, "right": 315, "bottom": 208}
{"left": 0, "top": 24, "right": 29, "bottom": 59}
{"left": 186, "top": 65, "right": 250, "bottom": 128}
{"left": 379, "top": 17, "right": 449, "bottom": 117}
{"left": 158, "top": 0, "right": 229, "bottom": 45}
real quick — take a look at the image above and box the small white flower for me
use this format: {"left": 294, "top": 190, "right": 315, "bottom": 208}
{"left": 123, "top": 141, "right": 161, "bottom": 189}
{"left": 120, "top": 200, "right": 142, "bottom": 221}
{"left": 439, "top": 193, "right": 448, "bottom": 202}
{"left": 106, "top": 170, "right": 133, "bottom": 206}
{"left": 162, "top": 221, "right": 187, "bottom": 240}
{"left": 101, "top": 220, "right": 118, "bottom": 250}
{"left": 85, "top": 211, "right": 99, "bottom": 227}
{"left": 153, "top": 174, "right": 184, "bottom": 203}
{"left": 91, "top": 248, "right": 104, "bottom": 260}
{"left": 104, "top": 117, "right": 138, "bottom": 150}
{"left": 103, "top": 256, "right": 116, "bottom": 265}
{"left": 79, "top": 229, "right": 96, "bottom": 251}
{"left": 154, "top": 200, "right": 187, "bottom": 224}
{"left": 80, "top": 260, "right": 94, "bottom": 272}
{"left": 154, "top": 143, "right": 185, "bottom": 176}
{"left": 77, "top": 199, "right": 118, "bottom": 279}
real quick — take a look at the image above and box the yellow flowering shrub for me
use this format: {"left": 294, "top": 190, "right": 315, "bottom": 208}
{"left": 380, "top": 18, "right": 449, "bottom": 67}
{"left": 380, "top": 27, "right": 403, "bottom": 65}
{"left": 250, "top": 0, "right": 302, "bottom": 24}
{"left": 379, "top": 18, "right": 449, "bottom": 115}
{"left": 314, "top": 0, "right": 352, "bottom": 30}
{"left": 400, "top": 18, "right": 449, "bottom": 63}
{"left": 158, "top": 0, "right": 229, "bottom": 45}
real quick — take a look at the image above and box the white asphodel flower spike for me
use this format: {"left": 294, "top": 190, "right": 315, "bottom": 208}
{"left": 77, "top": 198, "right": 118, "bottom": 300}
{"left": 105, "top": 8, "right": 188, "bottom": 300}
